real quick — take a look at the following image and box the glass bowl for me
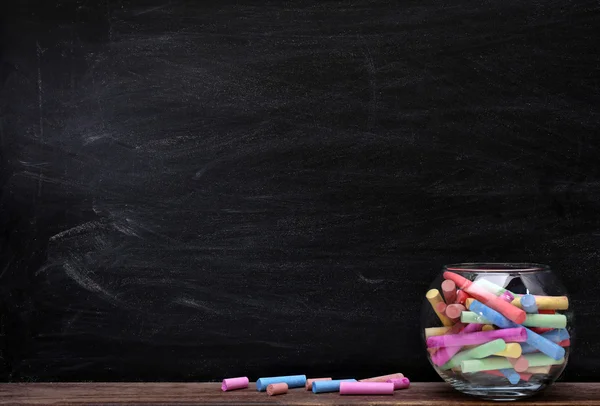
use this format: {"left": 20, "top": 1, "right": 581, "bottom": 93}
{"left": 421, "top": 263, "right": 573, "bottom": 401}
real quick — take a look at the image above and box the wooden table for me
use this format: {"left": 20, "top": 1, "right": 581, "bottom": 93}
{"left": 0, "top": 382, "right": 599, "bottom": 405}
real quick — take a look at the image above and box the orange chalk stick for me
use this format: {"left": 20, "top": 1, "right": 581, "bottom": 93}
{"left": 267, "top": 383, "right": 288, "bottom": 396}
{"left": 442, "top": 279, "right": 457, "bottom": 304}
{"left": 445, "top": 304, "right": 466, "bottom": 321}
{"left": 359, "top": 373, "right": 404, "bottom": 383}
{"left": 305, "top": 378, "right": 332, "bottom": 390}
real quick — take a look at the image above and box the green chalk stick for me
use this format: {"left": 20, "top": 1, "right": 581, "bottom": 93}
{"left": 461, "top": 311, "right": 490, "bottom": 324}
{"left": 461, "top": 312, "right": 567, "bottom": 329}
{"left": 442, "top": 339, "right": 507, "bottom": 370}
{"left": 521, "top": 314, "right": 567, "bottom": 329}
{"left": 461, "top": 354, "right": 564, "bottom": 373}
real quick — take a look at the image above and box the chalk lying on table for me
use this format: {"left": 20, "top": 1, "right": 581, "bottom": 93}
{"left": 387, "top": 377, "right": 410, "bottom": 390}
{"left": 359, "top": 372, "right": 404, "bottom": 382}
{"left": 461, "top": 354, "right": 564, "bottom": 373}
{"left": 305, "top": 378, "right": 331, "bottom": 390}
{"left": 426, "top": 289, "right": 454, "bottom": 326}
{"left": 466, "top": 300, "right": 565, "bottom": 360}
{"left": 256, "top": 375, "right": 306, "bottom": 391}
{"left": 427, "top": 327, "right": 527, "bottom": 348}
{"left": 221, "top": 377, "right": 249, "bottom": 391}
{"left": 267, "top": 383, "right": 288, "bottom": 396}
{"left": 441, "top": 339, "right": 507, "bottom": 370}
{"left": 512, "top": 295, "right": 569, "bottom": 310}
{"left": 442, "top": 279, "right": 457, "bottom": 304}
{"left": 312, "top": 379, "right": 356, "bottom": 393}
{"left": 340, "top": 382, "right": 394, "bottom": 395}
{"left": 521, "top": 294, "right": 538, "bottom": 313}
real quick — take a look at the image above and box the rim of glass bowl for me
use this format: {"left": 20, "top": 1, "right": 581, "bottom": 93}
{"left": 444, "top": 263, "right": 549, "bottom": 273}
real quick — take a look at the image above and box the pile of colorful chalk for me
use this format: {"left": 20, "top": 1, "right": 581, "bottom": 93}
{"left": 221, "top": 373, "right": 409, "bottom": 396}
{"left": 424, "top": 271, "right": 570, "bottom": 385}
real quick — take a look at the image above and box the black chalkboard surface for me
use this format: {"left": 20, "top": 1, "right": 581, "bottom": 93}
{"left": 1, "top": 0, "right": 599, "bottom": 382}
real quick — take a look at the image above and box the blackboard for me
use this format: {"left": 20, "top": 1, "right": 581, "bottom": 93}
{"left": 1, "top": 0, "right": 599, "bottom": 382}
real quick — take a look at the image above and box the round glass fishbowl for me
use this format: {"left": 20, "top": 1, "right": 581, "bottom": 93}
{"left": 421, "top": 263, "right": 573, "bottom": 401}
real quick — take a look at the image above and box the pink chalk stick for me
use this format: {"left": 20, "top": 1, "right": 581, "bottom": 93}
{"left": 427, "top": 327, "right": 527, "bottom": 348}
{"left": 387, "top": 377, "right": 410, "bottom": 390}
{"left": 221, "top": 376, "right": 249, "bottom": 391}
{"left": 431, "top": 322, "right": 483, "bottom": 366}
{"left": 340, "top": 382, "right": 394, "bottom": 396}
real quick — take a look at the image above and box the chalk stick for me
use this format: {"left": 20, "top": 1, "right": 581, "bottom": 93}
{"left": 508, "top": 356, "right": 529, "bottom": 372}
{"left": 256, "top": 375, "right": 306, "bottom": 391}
{"left": 482, "top": 324, "right": 495, "bottom": 331}
{"left": 446, "top": 304, "right": 466, "bottom": 321}
{"left": 444, "top": 272, "right": 526, "bottom": 324}
{"left": 340, "top": 382, "right": 394, "bottom": 396}
{"left": 521, "top": 294, "right": 538, "bottom": 313}
{"left": 305, "top": 378, "right": 331, "bottom": 390}
{"left": 312, "top": 379, "right": 357, "bottom": 394}
{"left": 521, "top": 329, "right": 570, "bottom": 354}
{"left": 431, "top": 323, "right": 478, "bottom": 366}
{"left": 512, "top": 295, "right": 569, "bottom": 310}
{"left": 359, "top": 373, "right": 404, "bottom": 382}
{"left": 485, "top": 369, "right": 531, "bottom": 382}
{"left": 387, "top": 377, "right": 410, "bottom": 390}
{"left": 461, "top": 354, "right": 564, "bottom": 373}
{"left": 525, "top": 365, "right": 551, "bottom": 374}
{"left": 442, "top": 279, "right": 457, "bottom": 304}
{"left": 456, "top": 290, "right": 470, "bottom": 305}
{"left": 435, "top": 301, "right": 448, "bottom": 316}
{"left": 267, "top": 383, "right": 288, "bottom": 396}
{"left": 221, "top": 377, "right": 249, "bottom": 391}
{"left": 465, "top": 300, "right": 565, "bottom": 360}
{"left": 441, "top": 339, "right": 507, "bottom": 370}
{"left": 426, "top": 289, "right": 454, "bottom": 326}
{"left": 522, "top": 314, "right": 567, "bottom": 329}
{"left": 427, "top": 327, "right": 526, "bottom": 349}
{"left": 424, "top": 327, "right": 452, "bottom": 338}
{"left": 494, "top": 343, "right": 522, "bottom": 358}
{"left": 500, "top": 368, "right": 521, "bottom": 384}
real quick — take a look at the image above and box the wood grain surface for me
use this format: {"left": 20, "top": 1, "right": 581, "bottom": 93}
{"left": 1, "top": 382, "right": 599, "bottom": 405}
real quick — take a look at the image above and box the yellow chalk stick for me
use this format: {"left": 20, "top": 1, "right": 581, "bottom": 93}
{"left": 511, "top": 295, "right": 569, "bottom": 310}
{"left": 465, "top": 298, "right": 474, "bottom": 309}
{"left": 482, "top": 324, "right": 495, "bottom": 331}
{"left": 494, "top": 343, "right": 522, "bottom": 358}
{"left": 424, "top": 326, "right": 452, "bottom": 338}
{"left": 426, "top": 289, "right": 454, "bottom": 326}
{"left": 525, "top": 366, "right": 551, "bottom": 374}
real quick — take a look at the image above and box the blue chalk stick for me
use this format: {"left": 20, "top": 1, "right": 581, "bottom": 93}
{"left": 312, "top": 379, "right": 357, "bottom": 393}
{"left": 521, "top": 329, "right": 570, "bottom": 354}
{"left": 520, "top": 294, "right": 538, "bottom": 313}
{"left": 469, "top": 300, "right": 512, "bottom": 328}
{"left": 469, "top": 300, "right": 565, "bottom": 360}
{"left": 256, "top": 375, "right": 307, "bottom": 391}
{"left": 500, "top": 368, "right": 520, "bottom": 384}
